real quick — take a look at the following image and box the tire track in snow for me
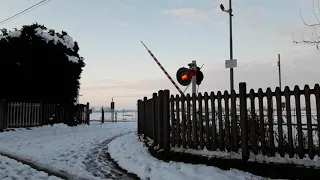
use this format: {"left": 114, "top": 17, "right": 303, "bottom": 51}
{"left": 0, "top": 154, "right": 62, "bottom": 180}
{"left": 84, "top": 131, "right": 139, "bottom": 180}
{"left": 0, "top": 130, "right": 137, "bottom": 180}
{"left": 0, "top": 151, "right": 70, "bottom": 179}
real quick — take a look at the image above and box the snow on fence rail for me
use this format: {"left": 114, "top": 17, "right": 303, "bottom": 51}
{"left": 137, "top": 82, "right": 320, "bottom": 162}
{"left": 0, "top": 100, "right": 90, "bottom": 130}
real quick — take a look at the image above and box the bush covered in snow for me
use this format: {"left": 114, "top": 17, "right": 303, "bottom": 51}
{"left": 0, "top": 23, "right": 85, "bottom": 103}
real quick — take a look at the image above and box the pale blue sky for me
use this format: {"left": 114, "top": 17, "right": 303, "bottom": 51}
{"left": 1, "top": 0, "right": 319, "bottom": 109}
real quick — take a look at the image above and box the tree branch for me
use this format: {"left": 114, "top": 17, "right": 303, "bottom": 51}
{"left": 293, "top": 0, "right": 320, "bottom": 49}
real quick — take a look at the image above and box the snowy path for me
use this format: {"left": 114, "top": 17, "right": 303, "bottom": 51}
{"left": 0, "top": 122, "right": 271, "bottom": 180}
{"left": 0, "top": 122, "right": 137, "bottom": 179}
{"left": 108, "top": 133, "right": 266, "bottom": 180}
{"left": 0, "top": 154, "right": 61, "bottom": 180}
{"left": 84, "top": 133, "right": 138, "bottom": 179}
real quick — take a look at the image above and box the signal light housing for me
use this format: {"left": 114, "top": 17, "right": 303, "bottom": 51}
{"left": 177, "top": 67, "right": 194, "bottom": 86}
{"left": 176, "top": 66, "right": 204, "bottom": 86}
{"left": 196, "top": 70, "right": 204, "bottom": 85}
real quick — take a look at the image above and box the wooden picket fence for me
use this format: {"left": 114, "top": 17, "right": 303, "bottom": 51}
{"left": 0, "top": 100, "right": 90, "bottom": 131}
{"left": 137, "top": 82, "right": 320, "bottom": 161}
{"left": 74, "top": 103, "right": 90, "bottom": 124}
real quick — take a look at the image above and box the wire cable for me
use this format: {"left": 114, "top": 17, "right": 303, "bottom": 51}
{"left": 0, "top": 0, "right": 52, "bottom": 26}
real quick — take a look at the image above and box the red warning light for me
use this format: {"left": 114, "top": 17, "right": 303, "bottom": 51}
{"left": 177, "top": 68, "right": 196, "bottom": 86}
{"left": 181, "top": 74, "right": 188, "bottom": 81}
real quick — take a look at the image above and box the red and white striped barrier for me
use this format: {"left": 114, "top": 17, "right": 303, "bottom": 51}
{"left": 141, "top": 41, "right": 184, "bottom": 95}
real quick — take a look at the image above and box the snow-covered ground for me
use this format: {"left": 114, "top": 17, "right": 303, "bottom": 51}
{"left": 0, "top": 154, "right": 61, "bottom": 180}
{"left": 0, "top": 122, "right": 136, "bottom": 179}
{"left": 0, "top": 120, "right": 280, "bottom": 180}
{"left": 108, "top": 133, "right": 265, "bottom": 180}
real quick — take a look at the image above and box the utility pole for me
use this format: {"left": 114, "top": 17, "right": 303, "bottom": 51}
{"left": 229, "top": 0, "right": 234, "bottom": 92}
{"left": 278, "top": 54, "right": 282, "bottom": 90}
{"left": 220, "top": 1, "right": 235, "bottom": 92}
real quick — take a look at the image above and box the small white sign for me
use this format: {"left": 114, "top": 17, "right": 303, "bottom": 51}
{"left": 225, "top": 59, "right": 237, "bottom": 68}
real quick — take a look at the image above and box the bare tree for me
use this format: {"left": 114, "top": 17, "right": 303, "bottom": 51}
{"left": 293, "top": 0, "right": 320, "bottom": 49}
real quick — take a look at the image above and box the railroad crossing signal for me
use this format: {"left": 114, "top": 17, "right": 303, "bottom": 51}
{"left": 176, "top": 67, "right": 194, "bottom": 86}
{"left": 176, "top": 67, "right": 203, "bottom": 86}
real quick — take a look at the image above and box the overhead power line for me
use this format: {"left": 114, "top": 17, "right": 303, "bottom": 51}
{"left": 0, "top": 0, "right": 52, "bottom": 26}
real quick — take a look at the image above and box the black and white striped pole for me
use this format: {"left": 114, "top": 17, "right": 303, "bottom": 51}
{"left": 141, "top": 41, "right": 185, "bottom": 95}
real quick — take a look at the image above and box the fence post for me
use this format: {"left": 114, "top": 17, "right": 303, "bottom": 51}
{"left": 176, "top": 94, "right": 181, "bottom": 147}
{"left": 186, "top": 94, "right": 192, "bottom": 148}
{"left": 181, "top": 94, "right": 187, "bottom": 148}
{"left": 314, "top": 84, "right": 320, "bottom": 155}
{"left": 239, "top": 82, "right": 249, "bottom": 161}
{"left": 284, "top": 86, "right": 294, "bottom": 158}
{"left": 67, "top": 103, "right": 74, "bottom": 126}
{"left": 192, "top": 93, "right": 198, "bottom": 148}
{"left": 224, "top": 91, "right": 231, "bottom": 152}
{"left": 266, "top": 88, "right": 275, "bottom": 156}
{"left": 86, "top": 102, "right": 90, "bottom": 125}
{"left": 0, "top": 99, "right": 5, "bottom": 131}
{"left": 258, "top": 89, "right": 266, "bottom": 155}
{"left": 43, "top": 103, "right": 47, "bottom": 125}
{"left": 294, "top": 86, "right": 304, "bottom": 158}
{"left": 231, "top": 90, "right": 238, "bottom": 152}
{"left": 217, "top": 91, "right": 224, "bottom": 150}
{"left": 39, "top": 101, "right": 44, "bottom": 126}
{"left": 137, "top": 99, "right": 143, "bottom": 135}
{"left": 155, "top": 94, "right": 161, "bottom": 147}
{"left": 59, "top": 103, "right": 63, "bottom": 124}
{"left": 158, "top": 90, "right": 164, "bottom": 149}
{"left": 275, "top": 87, "right": 284, "bottom": 157}
{"left": 143, "top": 97, "right": 148, "bottom": 139}
{"left": 304, "top": 85, "right": 314, "bottom": 159}
{"left": 101, "top": 107, "right": 104, "bottom": 123}
{"left": 3, "top": 101, "right": 7, "bottom": 129}
{"left": 163, "top": 90, "right": 170, "bottom": 152}
{"left": 210, "top": 92, "right": 217, "bottom": 150}
{"left": 198, "top": 93, "right": 204, "bottom": 149}
{"left": 170, "top": 95, "right": 176, "bottom": 147}
{"left": 152, "top": 93, "right": 157, "bottom": 145}
{"left": 249, "top": 89, "right": 258, "bottom": 155}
